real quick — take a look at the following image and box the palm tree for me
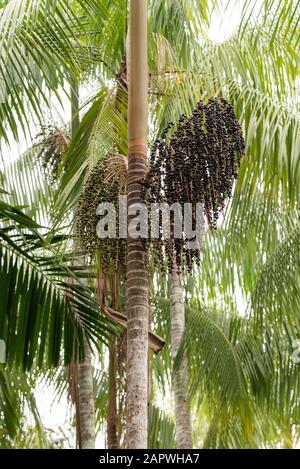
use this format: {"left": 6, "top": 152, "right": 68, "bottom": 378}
{"left": 125, "top": 0, "right": 149, "bottom": 449}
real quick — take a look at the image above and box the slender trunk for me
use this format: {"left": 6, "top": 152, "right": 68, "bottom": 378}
{"left": 71, "top": 78, "right": 96, "bottom": 449}
{"left": 148, "top": 305, "right": 152, "bottom": 405}
{"left": 126, "top": 0, "right": 149, "bottom": 449}
{"left": 67, "top": 362, "right": 81, "bottom": 447}
{"left": 107, "top": 342, "right": 119, "bottom": 448}
{"left": 170, "top": 270, "right": 193, "bottom": 449}
{"left": 107, "top": 275, "right": 120, "bottom": 449}
{"left": 78, "top": 335, "right": 96, "bottom": 448}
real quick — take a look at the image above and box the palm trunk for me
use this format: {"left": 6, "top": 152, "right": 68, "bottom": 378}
{"left": 170, "top": 270, "right": 193, "bottom": 449}
{"left": 71, "top": 78, "right": 96, "bottom": 449}
{"left": 107, "top": 275, "right": 120, "bottom": 449}
{"left": 107, "top": 342, "right": 119, "bottom": 448}
{"left": 126, "top": 0, "right": 149, "bottom": 449}
{"left": 78, "top": 335, "right": 95, "bottom": 448}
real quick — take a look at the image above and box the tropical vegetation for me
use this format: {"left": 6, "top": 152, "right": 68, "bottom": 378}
{"left": 0, "top": 0, "right": 299, "bottom": 449}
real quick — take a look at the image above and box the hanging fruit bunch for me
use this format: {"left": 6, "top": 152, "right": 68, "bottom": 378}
{"left": 143, "top": 97, "right": 246, "bottom": 273}
{"left": 76, "top": 154, "right": 127, "bottom": 274}
{"left": 35, "top": 124, "right": 70, "bottom": 183}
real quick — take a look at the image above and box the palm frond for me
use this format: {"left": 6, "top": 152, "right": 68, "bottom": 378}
{"left": 0, "top": 197, "right": 117, "bottom": 369}
{"left": 0, "top": 0, "right": 110, "bottom": 147}
{"left": 1, "top": 145, "right": 55, "bottom": 224}
{"left": 53, "top": 85, "right": 128, "bottom": 222}
{"left": 148, "top": 404, "right": 176, "bottom": 449}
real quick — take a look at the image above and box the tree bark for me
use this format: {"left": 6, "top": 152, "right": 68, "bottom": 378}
{"left": 78, "top": 335, "right": 96, "bottom": 448}
{"left": 170, "top": 270, "right": 193, "bottom": 449}
{"left": 126, "top": 0, "right": 149, "bottom": 449}
{"left": 107, "top": 275, "right": 120, "bottom": 449}
{"left": 107, "top": 342, "right": 120, "bottom": 448}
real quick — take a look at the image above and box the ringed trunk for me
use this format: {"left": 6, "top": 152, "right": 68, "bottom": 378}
{"left": 126, "top": 0, "right": 149, "bottom": 449}
{"left": 107, "top": 342, "right": 119, "bottom": 448}
{"left": 170, "top": 270, "right": 193, "bottom": 449}
{"left": 107, "top": 275, "right": 120, "bottom": 449}
{"left": 78, "top": 335, "right": 96, "bottom": 448}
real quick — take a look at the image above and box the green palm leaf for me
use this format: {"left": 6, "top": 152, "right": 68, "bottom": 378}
{"left": 0, "top": 196, "right": 117, "bottom": 369}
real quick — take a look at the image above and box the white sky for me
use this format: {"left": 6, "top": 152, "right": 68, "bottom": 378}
{"left": 207, "top": 2, "right": 243, "bottom": 42}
